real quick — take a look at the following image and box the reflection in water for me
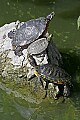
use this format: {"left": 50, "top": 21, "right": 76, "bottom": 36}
{"left": 0, "top": 0, "right": 80, "bottom": 120}
{"left": 13, "top": 101, "right": 35, "bottom": 119}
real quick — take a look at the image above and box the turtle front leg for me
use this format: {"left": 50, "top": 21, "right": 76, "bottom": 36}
{"left": 53, "top": 85, "right": 60, "bottom": 100}
{"left": 33, "top": 69, "right": 44, "bottom": 90}
{"left": 38, "top": 77, "right": 44, "bottom": 88}
{"left": 34, "top": 76, "right": 44, "bottom": 91}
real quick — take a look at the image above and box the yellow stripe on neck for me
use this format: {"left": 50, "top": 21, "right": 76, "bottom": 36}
{"left": 34, "top": 69, "right": 39, "bottom": 77}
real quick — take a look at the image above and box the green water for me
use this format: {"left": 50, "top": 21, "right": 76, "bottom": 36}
{"left": 0, "top": 0, "right": 80, "bottom": 120}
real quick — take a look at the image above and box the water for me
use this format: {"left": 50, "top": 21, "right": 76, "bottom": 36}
{"left": 0, "top": 0, "right": 80, "bottom": 120}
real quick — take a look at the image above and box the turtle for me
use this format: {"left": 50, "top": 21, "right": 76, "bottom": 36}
{"left": 27, "top": 34, "right": 52, "bottom": 55}
{"left": 28, "top": 54, "right": 72, "bottom": 100}
{"left": 8, "top": 12, "right": 55, "bottom": 56}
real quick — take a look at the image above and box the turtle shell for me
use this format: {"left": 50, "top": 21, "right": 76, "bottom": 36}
{"left": 27, "top": 38, "right": 48, "bottom": 55}
{"left": 11, "top": 17, "right": 47, "bottom": 47}
{"left": 37, "top": 64, "right": 71, "bottom": 84}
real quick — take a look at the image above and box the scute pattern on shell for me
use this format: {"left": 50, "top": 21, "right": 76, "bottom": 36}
{"left": 37, "top": 64, "right": 70, "bottom": 83}
{"left": 11, "top": 17, "right": 46, "bottom": 47}
{"left": 27, "top": 38, "right": 48, "bottom": 55}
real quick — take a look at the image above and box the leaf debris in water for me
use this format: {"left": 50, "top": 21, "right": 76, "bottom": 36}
{"left": 77, "top": 16, "right": 80, "bottom": 30}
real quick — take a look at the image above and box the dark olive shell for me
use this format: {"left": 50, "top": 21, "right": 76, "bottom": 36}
{"left": 37, "top": 64, "right": 71, "bottom": 84}
{"left": 8, "top": 12, "right": 55, "bottom": 48}
{"left": 10, "top": 17, "right": 46, "bottom": 47}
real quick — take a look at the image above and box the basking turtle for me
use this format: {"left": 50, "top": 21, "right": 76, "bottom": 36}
{"left": 8, "top": 12, "right": 55, "bottom": 56}
{"left": 27, "top": 34, "right": 52, "bottom": 55}
{"left": 28, "top": 54, "right": 71, "bottom": 100}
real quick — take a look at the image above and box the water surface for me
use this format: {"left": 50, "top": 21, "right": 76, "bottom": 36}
{"left": 0, "top": 0, "right": 80, "bottom": 120}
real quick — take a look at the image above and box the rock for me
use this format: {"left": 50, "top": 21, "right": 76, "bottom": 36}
{"left": 0, "top": 21, "right": 63, "bottom": 102}
{"left": 0, "top": 21, "right": 62, "bottom": 82}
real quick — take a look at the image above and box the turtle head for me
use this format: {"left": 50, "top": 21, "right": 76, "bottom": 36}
{"left": 8, "top": 30, "right": 16, "bottom": 39}
{"left": 46, "top": 11, "right": 55, "bottom": 23}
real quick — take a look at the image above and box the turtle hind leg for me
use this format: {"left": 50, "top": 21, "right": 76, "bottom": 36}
{"left": 63, "top": 84, "right": 70, "bottom": 97}
{"left": 53, "top": 84, "right": 64, "bottom": 100}
{"left": 53, "top": 85, "right": 60, "bottom": 100}
{"left": 62, "top": 84, "right": 70, "bottom": 103}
